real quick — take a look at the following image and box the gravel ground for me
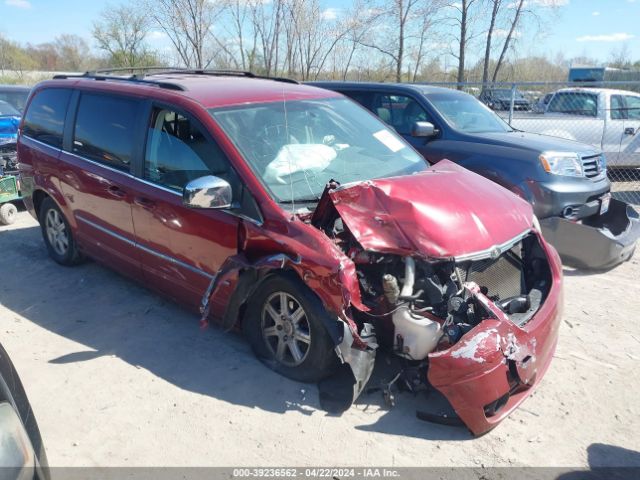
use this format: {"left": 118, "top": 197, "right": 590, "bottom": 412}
{"left": 1, "top": 210, "right": 639, "bottom": 469}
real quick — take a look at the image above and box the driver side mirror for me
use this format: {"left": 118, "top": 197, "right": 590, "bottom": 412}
{"left": 183, "top": 175, "right": 232, "bottom": 209}
{"left": 411, "top": 121, "right": 438, "bottom": 138}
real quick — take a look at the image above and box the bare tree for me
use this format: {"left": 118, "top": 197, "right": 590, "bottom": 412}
{"left": 280, "top": 0, "right": 352, "bottom": 80}
{"left": 333, "top": 0, "right": 379, "bottom": 80}
{"left": 147, "top": 0, "right": 222, "bottom": 69}
{"left": 252, "top": 0, "right": 285, "bottom": 76}
{"left": 481, "top": 0, "right": 500, "bottom": 87}
{"left": 491, "top": 0, "right": 523, "bottom": 82}
{"left": 54, "top": 34, "right": 91, "bottom": 71}
{"left": 445, "top": 0, "right": 480, "bottom": 86}
{"left": 358, "top": 0, "right": 442, "bottom": 82}
{"left": 609, "top": 43, "right": 632, "bottom": 69}
{"left": 93, "top": 4, "right": 153, "bottom": 68}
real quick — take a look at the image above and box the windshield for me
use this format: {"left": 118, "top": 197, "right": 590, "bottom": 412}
{"left": 0, "top": 91, "right": 29, "bottom": 113}
{"left": 491, "top": 89, "right": 525, "bottom": 100}
{"left": 0, "top": 100, "right": 20, "bottom": 117}
{"left": 210, "top": 97, "right": 427, "bottom": 204}
{"left": 429, "top": 93, "right": 513, "bottom": 134}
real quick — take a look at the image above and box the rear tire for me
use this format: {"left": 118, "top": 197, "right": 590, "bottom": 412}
{"left": 38, "top": 197, "right": 82, "bottom": 266}
{"left": 244, "top": 274, "right": 338, "bottom": 383}
{"left": 0, "top": 203, "right": 17, "bottom": 225}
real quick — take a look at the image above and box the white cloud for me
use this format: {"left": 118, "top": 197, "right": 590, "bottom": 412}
{"left": 5, "top": 0, "right": 32, "bottom": 8}
{"left": 507, "top": 0, "right": 568, "bottom": 7}
{"left": 591, "top": 11, "right": 600, "bottom": 16}
{"left": 147, "top": 31, "right": 167, "bottom": 40}
{"left": 494, "top": 28, "right": 522, "bottom": 38}
{"left": 576, "top": 32, "right": 635, "bottom": 42}
{"left": 321, "top": 7, "right": 341, "bottom": 20}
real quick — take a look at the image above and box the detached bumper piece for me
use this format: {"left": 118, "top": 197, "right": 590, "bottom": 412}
{"left": 541, "top": 199, "right": 640, "bottom": 270}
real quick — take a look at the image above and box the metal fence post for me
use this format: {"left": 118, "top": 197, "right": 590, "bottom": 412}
{"left": 508, "top": 83, "right": 516, "bottom": 125}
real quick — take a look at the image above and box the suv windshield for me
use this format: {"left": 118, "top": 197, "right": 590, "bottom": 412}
{"left": 490, "top": 89, "right": 525, "bottom": 100}
{"left": 429, "top": 93, "right": 513, "bottom": 134}
{"left": 210, "top": 97, "right": 426, "bottom": 204}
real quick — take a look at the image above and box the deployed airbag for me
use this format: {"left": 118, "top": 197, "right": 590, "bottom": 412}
{"left": 264, "top": 144, "right": 336, "bottom": 185}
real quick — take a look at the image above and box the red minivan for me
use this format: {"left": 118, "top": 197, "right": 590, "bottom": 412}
{"left": 17, "top": 70, "right": 563, "bottom": 435}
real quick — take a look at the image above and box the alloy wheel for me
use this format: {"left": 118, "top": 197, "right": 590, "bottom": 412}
{"left": 261, "top": 291, "right": 312, "bottom": 367}
{"left": 45, "top": 209, "right": 69, "bottom": 256}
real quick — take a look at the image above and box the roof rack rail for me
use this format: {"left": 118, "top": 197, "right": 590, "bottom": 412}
{"left": 52, "top": 67, "right": 299, "bottom": 89}
{"left": 52, "top": 71, "right": 186, "bottom": 91}
{"left": 143, "top": 68, "right": 299, "bottom": 84}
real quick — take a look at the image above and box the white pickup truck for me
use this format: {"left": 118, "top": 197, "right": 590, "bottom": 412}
{"left": 509, "top": 88, "right": 640, "bottom": 167}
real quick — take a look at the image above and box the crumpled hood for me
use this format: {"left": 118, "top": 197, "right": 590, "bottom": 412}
{"left": 317, "top": 160, "right": 533, "bottom": 259}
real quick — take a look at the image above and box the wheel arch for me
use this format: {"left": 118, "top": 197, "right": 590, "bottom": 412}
{"left": 209, "top": 255, "right": 345, "bottom": 346}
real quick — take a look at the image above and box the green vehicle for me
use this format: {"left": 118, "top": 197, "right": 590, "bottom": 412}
{"left": 0, "top": 173, "right": 20, "bottom": 225}
{"left": 0, "top": 139, "right": 20, "bottom": 225}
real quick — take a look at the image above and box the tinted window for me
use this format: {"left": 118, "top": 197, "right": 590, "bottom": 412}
{"left": 22, "top": 88, "right": 71, "bottom": 148}
{"left": 73, "top": 93, "right": 139, "bottom": 171}
{"left": 548, "top": 92, "right": 598, "bottom": 117}
{"left": 625, "top": 95, "right": 640, "bottom": 120}
{"left": 371, "top": 94, "right": 433, "bottom": 135}
{"left": 144, "top": 107, "right": 233, "bottom": 191}
{"left": 611, "top": 95, "right": 625, "bottom": 120}
{"left": 341, "top": 91, "right": 373, "bottom": 111}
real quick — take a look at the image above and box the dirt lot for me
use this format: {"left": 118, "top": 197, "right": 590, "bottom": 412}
{"left": 1, "top": 210, "right": 639, "bottom": 468}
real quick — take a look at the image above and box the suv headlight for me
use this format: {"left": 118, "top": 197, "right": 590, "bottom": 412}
{"left": 539, "top": 151, "right": 583, "bottom": 177}
{"left": 598, "top": 153, "right": 607, "bottom": 173}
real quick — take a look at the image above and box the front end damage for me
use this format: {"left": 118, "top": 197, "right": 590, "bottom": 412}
{"left": 307, "top": 163, "right": 563, "bottom": 435}
{"left": 202, "top": 162, "right": 563, "bottom": 436}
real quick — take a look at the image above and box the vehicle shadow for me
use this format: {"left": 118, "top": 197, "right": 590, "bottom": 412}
{"left": 0, "top": 222, "right": 471, "bottom": 442}
{"left": 556, "top": 443, "right": 640, "bottom": 479}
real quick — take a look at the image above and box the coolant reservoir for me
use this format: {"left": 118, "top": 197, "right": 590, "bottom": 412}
{"left": 392, "top": 307, "right": 442, "bottom": 360}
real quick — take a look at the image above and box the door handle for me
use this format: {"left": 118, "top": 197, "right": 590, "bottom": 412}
{"left": 624, "top": 127, "right": 636, "bottom": 135}
{"left": 107, "top": 185, "right": 126, "bottom": 198}
{"left": 134, "top": 196, "right": 155, "bottom": 209}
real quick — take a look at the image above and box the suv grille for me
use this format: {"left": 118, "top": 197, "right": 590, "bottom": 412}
{"left": 581, "top": 154, "right": 602, "bottom": 179}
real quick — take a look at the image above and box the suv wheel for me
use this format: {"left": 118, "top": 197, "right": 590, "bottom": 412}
{"left": 39, "top": 197, "right": 82, "bottom": 266}
{"left": 244, "top": 274, "right": 338, "bottom": 383}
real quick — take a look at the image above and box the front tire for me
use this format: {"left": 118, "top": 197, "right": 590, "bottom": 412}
{"left": 244, "top": 274, "right": 338, "bottom": 383}
{"left": 38, "top": 197, "right": 82, "bottom": 266}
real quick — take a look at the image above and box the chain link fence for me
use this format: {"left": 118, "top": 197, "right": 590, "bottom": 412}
{"left": 419, "top": 81, "right": 640, "bottom": 209}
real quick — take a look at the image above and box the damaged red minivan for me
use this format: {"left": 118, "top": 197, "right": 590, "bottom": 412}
{"left": 17, "top": 70, "right": 562, "bottom": 435}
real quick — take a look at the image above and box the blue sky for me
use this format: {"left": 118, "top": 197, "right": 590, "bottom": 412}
{"left": 0, "top": 0, "right": 639, "bottom": 64}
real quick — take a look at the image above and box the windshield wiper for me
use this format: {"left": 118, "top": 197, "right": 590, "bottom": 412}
{"left": 278, "top": 196, "right": 320, "bottom": 204}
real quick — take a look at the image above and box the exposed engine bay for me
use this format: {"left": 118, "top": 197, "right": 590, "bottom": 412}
{"left": 0, "top": 141, "right": 18, "bottom": 174}
{"left": 316, "top": 207, "right": 552, "bottom": 362}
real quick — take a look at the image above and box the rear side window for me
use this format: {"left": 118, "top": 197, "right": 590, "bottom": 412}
{"left": 73, "top": 93, "right": 139, "bottom": 171}
{"left": 624, "top": 95, "right": 640, "bottom": 120}
{"left": 548, "top": 92, "right": 598, "bottom": 117}
{"left": 22, "top": 88, "right": 71, "bottom": 148}
{"left": 611, "top": 95, "right": 625, "bottom": 120}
